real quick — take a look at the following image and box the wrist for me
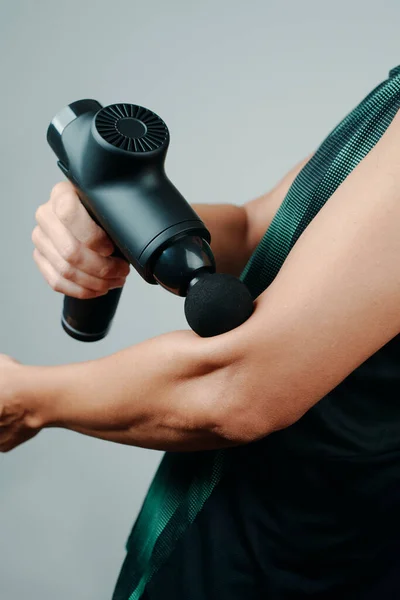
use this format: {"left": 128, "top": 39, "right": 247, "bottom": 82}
{"left": 22, "top": 360, "right": 111, "bottom": 432}
{"left": 20, "top": 364, "right": 66, "bottom": 429}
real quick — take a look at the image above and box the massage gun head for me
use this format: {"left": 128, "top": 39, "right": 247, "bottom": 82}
{"left": 184, "top": 272, "right": 254, "bottom": 337}
{"left": 150, "top": 235, "right": 254, "bottom": 337}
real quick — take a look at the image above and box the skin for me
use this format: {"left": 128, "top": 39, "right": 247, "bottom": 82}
{"left": 0, "top": 155, "right": 309, "bottom": 452}
{"left": 1, "top": 111, "right": 400, "bottom": 454}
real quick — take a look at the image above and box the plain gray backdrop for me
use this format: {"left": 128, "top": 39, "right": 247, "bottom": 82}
{"left": 0, "top": 1, "right": 399, "bottom": 598}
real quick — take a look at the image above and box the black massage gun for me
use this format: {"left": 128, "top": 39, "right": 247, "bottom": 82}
{"left": 47, "top": 99, "right": 253, "bottom": 341}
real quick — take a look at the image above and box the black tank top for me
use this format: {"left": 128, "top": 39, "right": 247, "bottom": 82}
{"left": 140, "top": 334, "right": 400, "bottom": 600}
{"left": 112, "top": 67, "right": 400, "bottom": 600}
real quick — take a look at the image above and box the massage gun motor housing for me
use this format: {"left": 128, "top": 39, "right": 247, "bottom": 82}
{"left": 47, "top": 98, "right": 216, "bottom": 297}
{"left": 47, "top": 99, "right": 253, "bottom": 340}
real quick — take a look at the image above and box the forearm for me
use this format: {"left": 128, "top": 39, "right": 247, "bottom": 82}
{"left": 191, "top": 203, "right": 250, "bottom": 276}
{"left": 24, "top": 330, "right": 242, "bottom": 452}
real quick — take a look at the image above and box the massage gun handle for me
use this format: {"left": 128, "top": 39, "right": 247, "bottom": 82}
{"left": 62, "top": 287, "right": 124, "bottom": 342}
{"left": 60, "top": 180, "right": 127, "bottom": 342}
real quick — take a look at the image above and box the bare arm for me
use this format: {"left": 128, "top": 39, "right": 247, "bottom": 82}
{"left": 1, "top": 155, "right": 311, "bottom": 455}
{"left": 192, "top": 155, "right": 312, "bottom": 276}
{"left": 17, "top": 330, "right": 235, "bottom": 452}
{"left": 2, "top": 118, "right": 399, "bottom": 454}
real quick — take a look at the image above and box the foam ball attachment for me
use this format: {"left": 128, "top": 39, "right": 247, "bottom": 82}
{"left": 184, "top": 272, "right": 254, "bottom": 337}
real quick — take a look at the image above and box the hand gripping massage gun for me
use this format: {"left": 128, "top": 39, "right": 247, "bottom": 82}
{"left": 47, "top": 99, "right": 254, "bottom": 341}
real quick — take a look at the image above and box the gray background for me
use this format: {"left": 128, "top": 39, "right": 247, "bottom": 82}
{"left": 0, "top": 1, "right": 398, "bottom": 598}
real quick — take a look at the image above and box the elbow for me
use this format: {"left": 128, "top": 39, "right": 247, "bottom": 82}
{"left": 187, "top": 331, "right": 308, "bottom": 447}
{"left": 179, "top": 360, "right": 268, "bottom": 447}
{"left": 204, "top": 372, "right": 286, "bottom": 447}
{"left": 212, "top": 393, "right": 302, "bottom": 446}
{"left": 211, "top": 410, "right": 270, "bottom": 446}
{"left": 211, "top": 404, "right": 290, "bottom": 447}
{"left": 206, "top": 361, "right": 305, "bottom": 446}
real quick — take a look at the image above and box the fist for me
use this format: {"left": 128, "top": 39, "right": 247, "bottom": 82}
{"left": 0, "top": 354, "right": 39, "bottom": 453}
{"left": 32, "top": 181, "right": 130, "bottom": 299}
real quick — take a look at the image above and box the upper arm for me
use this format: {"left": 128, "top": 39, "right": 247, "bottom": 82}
{"left": 244, "top": 154, "right": 313, "bottom": 255}
{"left": 213, "top": 114, "right": 400, "bottom": 443}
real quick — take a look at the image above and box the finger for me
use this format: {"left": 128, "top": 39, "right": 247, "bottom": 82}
{"left": 34, "top": 208, "right": 130, "bottom": 279}
{"left": 0, "top": 354, "right": 19, "bottom": 365}
{"left": 0, "top": 427, "right": 15, "bottom": 443}
{"left": 32, "top": 227, "right": 127, "bottom": 292}
{"left": 33, "top": 248, "right": 119, "bottom": 299}
{"left": 49, "top": 183, "right": 115, "bottom": 256}
{"left": 0, "top": 413, "right": 17, "bottom": 427}
{"left": 0, "top": 430, "right": 38, "bottom": 453}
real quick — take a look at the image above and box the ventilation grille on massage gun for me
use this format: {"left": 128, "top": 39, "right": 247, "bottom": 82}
{"left": 95, "top": 103, "right": 168, "bottom": 153}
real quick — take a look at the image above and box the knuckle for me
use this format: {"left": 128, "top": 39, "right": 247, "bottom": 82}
{"left": 98, "top": 262, "right": 113, "bottom": 279}
{"left": 59, "top": 240, "right": 81, "bottom": 265}
{"left": 99, "top": 279, "right": 113, "bottom": 292}
{"left": 50, "top": 181, "right": 71, "bottom": 199}
{"left": 32, "top": 248, "right": 41, "bottom": 266}
{"left": 86, "top": 228, "right": 109, "bottom": 251}
{"left": 58, "top": 261, "right": 75, "bottom": 281}
{"left": 76, "top": 288, "right": 100, "bottom": 300}
{"left": 53, "top": 192, "right": 79, "bottom": 224}
{"left": 49, "top": 273, "right": 64, "bottom": 293}
{"left": 35, "top": 204, "right": 46, "bottom": 223}
{"left": 31, "top": 226, "right": 40, "bottom": 245}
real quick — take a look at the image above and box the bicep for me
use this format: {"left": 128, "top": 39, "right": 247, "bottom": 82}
{"left": 218, "top": 114, "right": 400, "bottom": 441}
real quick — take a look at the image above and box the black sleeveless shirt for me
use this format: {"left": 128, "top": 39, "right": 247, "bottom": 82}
{"left": 113, "top": 67, "right": 400, "bottom": 600}
{"left": 138, "top": 334, "right": 400, "bottom": 600}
